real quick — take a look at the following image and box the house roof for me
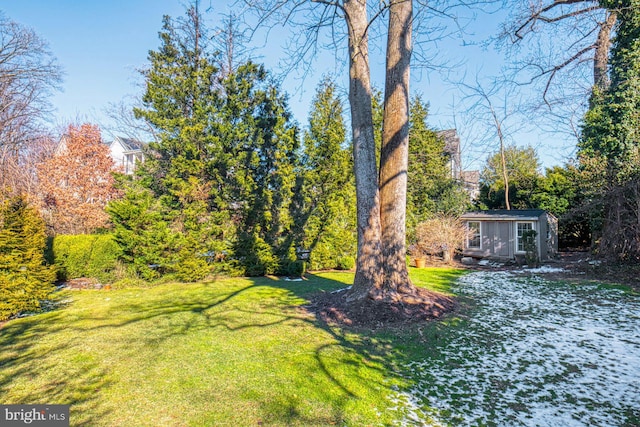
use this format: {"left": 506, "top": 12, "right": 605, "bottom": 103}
{"left": 112, "top": 136, "right": 145, "bottom": 153}
{"left": 436, "top": 129, "right": 460, "bottom": 156}
{"left": 460, "top": 170, "right": 479, "bottom": 184}
{"left": 460, "top": 209, "right": 552, "bottom": 221}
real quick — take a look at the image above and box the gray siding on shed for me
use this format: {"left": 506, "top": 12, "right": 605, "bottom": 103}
{"left": 461, "top": 210, "right": 558, "bottom": 261}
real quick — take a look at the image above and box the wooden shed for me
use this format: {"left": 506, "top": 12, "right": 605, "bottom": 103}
{"left": 460, "top": 209, "right": 558, "bottom": 261}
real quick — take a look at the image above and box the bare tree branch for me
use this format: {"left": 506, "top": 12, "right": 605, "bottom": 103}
{"left": 0, "top": 13, "right": 63, "bottom": 198}
{"left": 514, "top": 1, "right": 599, "bottom": 40}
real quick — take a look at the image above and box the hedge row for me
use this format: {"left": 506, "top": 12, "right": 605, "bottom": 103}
{"left": 52, "top": 234, "right": 121, "bottom": 282}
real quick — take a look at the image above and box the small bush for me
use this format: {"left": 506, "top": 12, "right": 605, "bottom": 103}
{"left": 53, "top": 234, "right": 122, "bottom": 282}
{"left": 283, "top": 260, "right": 305, "bottom": 277}
{"left": 235, "top": 233, "right": 280, "bottom": 276}
{"left": 337, "top": 256, "right": 355, "bottom": 270}
{"left": 415, "top": 215, "right": 467, "bottom": 261}
{"left": 523, "top": 229, "right": 539, "bottom": 268}
{"left": 172, "top": 254, "right": 210, "bottom": 282}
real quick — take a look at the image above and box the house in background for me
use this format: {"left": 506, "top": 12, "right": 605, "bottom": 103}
{"left": 437, "top": 129, "right": 462, "bottom": 180}
{"left": 55, "top": 135, "right": 145, "bottom": 175}
{"left": 460, "top": 209, "right": 558, "bottom": 262}
{"left": 460, "top": 170, "right": 480, "bottom": 201}
{"left": 437, "top": 129, "right": 480, "bottom": 201}
{"left": 106, "top": 136, "right": 145, "bottom": 175}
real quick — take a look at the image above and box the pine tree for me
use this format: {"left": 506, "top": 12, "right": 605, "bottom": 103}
{"left": 406, "top": 96, "right": 468, "bottom": 234}
{"left": 297, "top": 77, "right": 356, "bottom": 270}
{"left": 220, "top": 62, "right": 300, "bottom": 274}
{"left": 0, "top": 196, "right": 55, "bottom": 320}
{"left": 122, "top": 6, "right": 301, "bottom": 278}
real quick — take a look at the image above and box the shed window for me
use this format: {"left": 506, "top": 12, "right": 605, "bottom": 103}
{"left": 516, "top": 222, "right": 534, "bottom": 252}
{"left": 467, "top": 221, "right": 481, "bottom": 249}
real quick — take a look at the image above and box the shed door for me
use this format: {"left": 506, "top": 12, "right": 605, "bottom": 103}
{"left": 493, "top": 222, "right": 511, "bottom": 257}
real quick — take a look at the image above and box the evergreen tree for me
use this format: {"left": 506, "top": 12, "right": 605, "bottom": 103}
{"left": 407, "top": 96, "right": 468, "bottom": 236}
{"left": 580, "top": 0, "right": 640, "bottom": 178}
{"left": 220, "top": 62, "right": 300, "bottom": 275}
{"left": 107, "top": 178, "right": 179, "bottom": 280}
{"left": 0, "top": 196, "right": 55, "bottom": 320}
{"left": 531, "top": 165, "right": 578, "bottom": 217}
{"left": 132, "top": 7, "right": 225, "bottom": 280}
{"left": 116, "top": 6, "right": 300, "bottom": 278}
{"left": 297, "top": 77, "right": 356, "bottom": 270}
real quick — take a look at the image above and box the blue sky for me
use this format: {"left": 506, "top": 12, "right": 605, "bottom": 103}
{"left": 0, "top": 0, "right": 579, "bottom": 170}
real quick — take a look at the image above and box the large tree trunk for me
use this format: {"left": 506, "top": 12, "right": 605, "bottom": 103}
{"left": 594, "top": 10, "right": 617, "bottom": 92}
{"left": 343, "top": 0, "right": 384, "bottom": 301}
{"left": 376, "top": 0, "right": 414, "bottom": 299}
{"left": 499, "top": 125, "right": 510, "bottom": 210}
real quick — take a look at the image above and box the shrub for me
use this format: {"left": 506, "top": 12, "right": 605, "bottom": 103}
{"left": 172, "top": 251, "right": 210, "bottom": 282}
{"left": 337, "top": 256, "right": 355, "bottom": 271}
{"left": 522, "top": 229, "right": 539, "bottom": 268}
{"left": 234, "top": 233, "right": 280, "bottom": 276}
{"left": 0, "top": 196, "right": 55, "bottom": 320}
{"left": 307, "top": 226, "right": 357, "bottom": 271}
{"left": 415, "top": 215, "right": 467, "bottom": 261}
{"left": 107, "top": 184, "right": 178, "bottom": 280}
{"left": 282, "top": 260, "right": 305, "bottom": 277}
{"left": 52, "top": 234, "right": 122, "bottom": 282}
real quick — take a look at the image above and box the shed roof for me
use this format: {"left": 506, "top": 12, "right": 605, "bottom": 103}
{"left": 460, "top": 209, "right": 550, "bottom": 221}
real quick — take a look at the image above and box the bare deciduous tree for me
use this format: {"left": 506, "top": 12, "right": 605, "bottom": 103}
{"left": 0, "top": 134, "right": 55, "bottom": 202}
{"left": 37, "top": 124, "right": 117, "bottom": 234}
{"left": 240, "top": 0, "right": 457, "bottom": 311}
{"left": 0, "top": 13, "right": 62, "bottom": 198}
{"left": 458, "top": 76, "right": 526, "bottom": 209}
{"left": 377, "top": 0, "right": 414, "bottom": 298}
{"left": 502, "top": 0, "right": 615, "bottom": 102}
{"left": 340, "top": 0, "right": 384, "bottom": 298}
{"left": 459, "top": 79, "right": 524, "bottom": 210}
{"left": 495, "top": 0, "right": 618, "bottom": 157}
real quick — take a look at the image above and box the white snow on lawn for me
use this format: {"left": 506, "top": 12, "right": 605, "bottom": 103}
{"left": 511, "top": 265, "right": 566, "bottom": 274}
{"left": 390, "top": 271, "right": 640, "bottom": 427}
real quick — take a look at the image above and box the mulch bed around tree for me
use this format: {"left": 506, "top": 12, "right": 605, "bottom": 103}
{"left": 305, "top": 286, "right": 457, "bottom": 330}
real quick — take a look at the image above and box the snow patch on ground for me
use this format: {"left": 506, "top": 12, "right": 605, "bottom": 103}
{"left": 389, "top": 271, "right": 640, "bottom": 426}
{"left": 512, "top": 265, "right": 566, "bottom": 274}
{"left": 477, "top": 259, "right": 504, "bottom": 268}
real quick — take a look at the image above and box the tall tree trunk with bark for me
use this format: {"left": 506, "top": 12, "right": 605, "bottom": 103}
{"left": 343, "top": 0, "right": 384, "bottom": 300}
{"left": 496, "top": 115, "right": 510, "bottom": 210}
{"left": 376, "top": 0, "right": 414, "bottom": 299}
{"left": 594, "top": 11, "right": 617, "bottom": 92}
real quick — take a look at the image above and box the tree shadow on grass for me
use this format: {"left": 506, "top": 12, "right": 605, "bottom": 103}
{"left": 0, "top": 273, "right": 457, "bottom": 426}
{"left": 262, "top": 273, "right": 457, "bottom": 425}
{"left": 0, "top": 309, "right": 114, "bottom": 426}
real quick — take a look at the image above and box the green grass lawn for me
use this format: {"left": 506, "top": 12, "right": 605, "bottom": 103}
{"left": 0, "top": 267, "right": 467, "bottom": 426}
